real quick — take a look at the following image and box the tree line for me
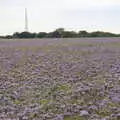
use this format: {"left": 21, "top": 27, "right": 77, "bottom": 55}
{"left": 1, "top": 28, "right": 120, "bottom": 39}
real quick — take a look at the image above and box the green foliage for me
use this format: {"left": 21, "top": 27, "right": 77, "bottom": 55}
{"left": 3, "top": 28, "right": 119, "bottom": 38}
{"left": 13, "top": 32, "right": 36, "bottom": 38}
{"left": 39, "top": 99, "right": 49, "bottom": 105}
{"left": 64, "top": 115, "right": 85, "bottom": 120}
{"left": 13, "top": 100, "right": 21, "bottom": 105}
{"left": 62, "top": 31, "right": 77, "bottom": 38}
{"left": 36, "top": 32, "right": 47, "bottom": 38}
{"left": 56, "top": 84, "right": 71, "bottom": 91}
{"left": 89, "top": 31, "right": 116, "bottom": 37}
{"left": 78, "top": 31, "right": 89, "bottom": 37}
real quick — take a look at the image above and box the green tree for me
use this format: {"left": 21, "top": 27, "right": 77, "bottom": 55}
{"left": 78, "top": 31, "right": 89, "bottom": 37}
{"left": 62, "top": 31, "right": 77, "bottom": 38}
{"left": 36, "top": 32, "right": 47, "bottom": 38}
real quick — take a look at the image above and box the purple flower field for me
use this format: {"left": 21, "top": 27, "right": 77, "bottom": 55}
{"left": 0, "top": 38, "right": 120, "bottom": 120}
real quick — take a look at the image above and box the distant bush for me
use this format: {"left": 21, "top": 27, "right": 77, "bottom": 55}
{"left": 36, "top": 32, "right": 47, "bottom": 38}
{"left": 13, "top": 32, "right": 36, "bottom": 38}
{"left": 2, "top": 28, "right": 120, "bottom": 39}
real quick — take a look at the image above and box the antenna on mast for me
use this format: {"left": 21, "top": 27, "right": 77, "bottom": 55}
{"left": 25, "top": 8, "right": 28, "bottom": 32}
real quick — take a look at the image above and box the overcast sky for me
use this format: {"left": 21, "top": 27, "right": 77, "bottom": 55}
{"left": 0, "top": 0, "right": 120, "bottom": 35}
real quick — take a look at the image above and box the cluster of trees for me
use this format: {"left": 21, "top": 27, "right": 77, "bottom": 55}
{"left": 1, "top": 28, "right": 120, "bottom": 39}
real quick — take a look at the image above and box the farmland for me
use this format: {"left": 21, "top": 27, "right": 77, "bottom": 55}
{"left": 0, "top": 38, "right": 120, "bottom": 120}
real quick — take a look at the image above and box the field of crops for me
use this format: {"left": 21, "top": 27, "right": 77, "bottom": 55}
{"left": 0, "top": 38, "right": 120, "bottom": 120}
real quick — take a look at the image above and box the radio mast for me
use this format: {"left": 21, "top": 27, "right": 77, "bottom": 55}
{"left": 25, "top": 8, "right": 28, "bottom": 31}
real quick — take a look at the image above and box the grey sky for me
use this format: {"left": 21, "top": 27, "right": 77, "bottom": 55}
{"left": 0, "top": 0, "right": 120, "bottom": 35}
